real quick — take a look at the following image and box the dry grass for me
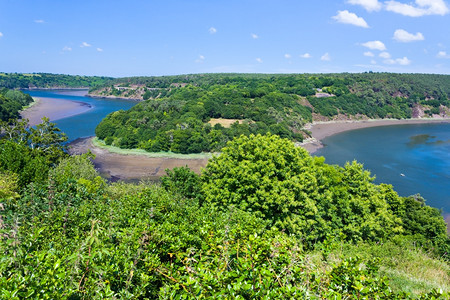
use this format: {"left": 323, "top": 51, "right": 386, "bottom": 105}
{"left": 208, "top": 118, "right": 244, "bottom": 128}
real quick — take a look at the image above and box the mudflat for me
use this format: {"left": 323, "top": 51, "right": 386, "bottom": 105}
{"left": 68, "top": 137, "right": 209, "bottom": 181}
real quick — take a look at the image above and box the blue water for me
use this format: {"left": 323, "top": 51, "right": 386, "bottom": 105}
{"left": 315, "top": 123, "right": 450, "bottom": 214}
{"left": 24, "top": 90, "right": 137, "bottom": 142}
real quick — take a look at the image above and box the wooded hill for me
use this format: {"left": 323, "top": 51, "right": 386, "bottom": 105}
{"left": 0, "top": 72, "right": 112, "bottom": 89}
{"left": 93, "top": 73, "right": 450, "bottom": 154}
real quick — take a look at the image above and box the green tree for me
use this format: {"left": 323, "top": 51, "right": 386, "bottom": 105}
{"left": 201, "top": 133, "right": 403, "bottom": 244}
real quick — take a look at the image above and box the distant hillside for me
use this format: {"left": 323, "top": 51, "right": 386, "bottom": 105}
{"left": 0, "top": 72, "right": 113, "bottom": 89}
{"left": 93, "top": 73, "right": 450, "bottom": 154}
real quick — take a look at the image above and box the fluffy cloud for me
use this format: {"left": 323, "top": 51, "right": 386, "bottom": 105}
{"left": 385, "top": 0, "right": 449, "bottom": 17}
{"left": 393, "top": 29, "right": 425, "bottom": 42}
{"left": 34, "top": 19, "right": 45, "bottom": 23}
{"left": 321, "top": 53, "right": 331, "bottom": 61}
{"left": 362, "top": 40, "right": 386, "bottom": 51}
{"left": 0, "top": 32, "right": 3, "bottom": 38}
{"left": 364, "top": 51, "right": 375, "bottom": 57}
{"left": 80, "top": 42, "right": 91, "bottom": 47}
{"left": 62, "top": 46, "right": 72, "bottom": 52}
{"left": 256, "top": 57, "right": 263, "bottom": 63}
{"left": 384, "top": 56, "right": 411, "bottom": 65}
{"left": 251, "top": 33, "right": 259, "bottom": 39}
{"left": 96, "top": 48, "right": 103, "bottom": 52}
{"left": 209, "top": 27, "right": 217, "bottom": 34}
{"left": 284, "top": 53, "right": 292, "bottom": 59}
{"left": 437, "top": 51, "right": 450, "bottom": 58}
{"left": 300, "top": 53, "right": 311, "bottom": 58}
{"left": 347, "top": 0, "right": 382, "bottom": 11}
{"left": 379, "top": 51, "right": 391, "bottom": 58}
{"left": 332, "top": 10, "right": 369, "bottom": 28}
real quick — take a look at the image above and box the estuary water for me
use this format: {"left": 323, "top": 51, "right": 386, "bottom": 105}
{"left": 314, "top": 123, "right": 450, "bottom": 214}
{"left": 25, "top": 89, "right": 137, "bottom": 142}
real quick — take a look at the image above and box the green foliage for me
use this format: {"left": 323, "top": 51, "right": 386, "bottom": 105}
{"left": 0, "top": 89, "right": 33, "bottom": 121}
{"left": 202, "top": 134, "right": 407, "bottom": 245}
{"left": 0, "top": 118, "right": 68, "bottom": 187}
{"left": 161, "top": 166, "right": 202, "bottom": 200}
{"left": 0, "top": 171, "right": 20, "bottom": 201}
{"left": 50, "top": 152, "right": 106, "bottom": 194}
{"left": 1, "top": 123, "right": 449, "bottom": 298}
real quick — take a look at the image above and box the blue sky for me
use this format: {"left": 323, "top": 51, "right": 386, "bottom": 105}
{"left": 0, "top": 0, "right": 449, "bottom": 77}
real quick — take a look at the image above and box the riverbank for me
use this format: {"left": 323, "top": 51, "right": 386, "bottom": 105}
{"left": 300, "top": 118, "right": 450, "bottom": 153}
{"left": 68, "top": 137, "right": 209, "bottom": 181}
{"left": 20, "top": 97, "right": 92, "bottom": 126}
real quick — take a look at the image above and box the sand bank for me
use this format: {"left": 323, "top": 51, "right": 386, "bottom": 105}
{"left": 20, "top": 97, "right": 92, "bottom": 126}
{"left": 300, "top": 118, "right": 450, "bottom": 153}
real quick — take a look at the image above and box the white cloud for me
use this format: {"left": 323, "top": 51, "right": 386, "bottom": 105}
{"left": 385, "top": 0, "right": 449, "bottom": 17}
{"left": 384, "top": 56, "right": 411, "bottom": 65}
{"left": 362, "top": 40, "right": 386, "bottom": 51}
{"left": 97, "top": 48, "right": 103, "bottom": 52}
{"left": 332, "top": 10, "right": 369, "bottom": 28}
{"left": 0, "top": 32, "right": 3, "bottom": 38}
{"left": 393, "top": 29, "right": 424, "bottom": 42}
{"left": 371, "top": 59, "right": 377, "bottom": 64}
{"left": 364, "top": 51, "right": 375, "bottom": 57}
{"left": 284, "top": 53, "right": 292, "bottom": 59}
{"left": 379, "top": 51, "right": 391, "bottom": 58}
{"left": 80, "top": 42, "right": 91, "bottom": 47}
{"left": 251, "top": 33, "right": 259, "bottom": 39}
{"left": 209, "top": 27, "right": 217, "bottom": 34}
{"left": 437, "top": 51, "right": 450, "bottom": 58}
{"left": 62, "top": 46, "right": 72, "bottom": 52}
{"left": 256, "top": 57, "right": 263, "bottom": 63}
{"left": 300, "top": 53, "right": 311, "bottom": 58}
{"left": 321, "top": 53, "right": 331, "bottom": 61}
{"left": 347, "top": 0, "right": 382, "bottom": 11}
{"left": 34, "top": 19, "right": 45, "bottom": 23}
{"left": 195, "top": 55, "right": 205, "bottom": 63}
{"left": 396, "top": 57, "right": 412, "bottom": 65}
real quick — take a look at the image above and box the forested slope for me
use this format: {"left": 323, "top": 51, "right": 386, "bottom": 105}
{"left": 1, "top": 121, "right": 449, "bottom": 298}
{"left": 93, "top": 73, "right": 450, "bottom": 154}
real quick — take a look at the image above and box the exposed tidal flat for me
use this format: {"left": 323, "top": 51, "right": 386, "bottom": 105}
{"left": 21, "top": 90, "right": 450, "bottom": 227}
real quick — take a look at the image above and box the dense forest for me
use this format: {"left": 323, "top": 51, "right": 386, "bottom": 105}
{"left": 93, "top": 73, "right": 450, "bottom": 154}
{"left": 1, "top": 115, "right": 449, "bottom": 297}
{"left": 0, "top": 72, "right": 112, "bottom": 89}
{"left": 0, "top": 88, "right": 34, "bottom": 121}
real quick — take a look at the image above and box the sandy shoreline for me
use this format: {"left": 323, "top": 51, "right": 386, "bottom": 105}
{"left": 300, "top": 118, "right": 450, "bottom": 153}
{"left": 20, "top": 97, "right": 92, "bottom": 126}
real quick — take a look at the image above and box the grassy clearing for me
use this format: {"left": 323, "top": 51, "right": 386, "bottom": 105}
{"left": 92, "top": 137, "right": 214, "bottom": 159}
{"left": 208, "top": 118, "right": 244, "bottom": 128}
{"left": 319, "top": 241, "right": 450, "bottom": 296}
